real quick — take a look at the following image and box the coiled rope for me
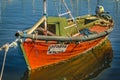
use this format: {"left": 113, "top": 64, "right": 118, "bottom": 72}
{"left": 0, "top": 39, "right": 19, "bottom": 80}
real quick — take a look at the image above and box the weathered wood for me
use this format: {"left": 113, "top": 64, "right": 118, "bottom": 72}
{"left": 37, "top": 27, "right": 56, "bottom": 36}
{"left": 21, "top": 38, "right": 113, "bottom": 80}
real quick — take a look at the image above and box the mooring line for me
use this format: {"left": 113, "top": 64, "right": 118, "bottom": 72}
{"left": 0, "top": 39, "right": 19, "bottom": 80}
{"left": 0, "top": 44, "right": 9, "bottom": 80}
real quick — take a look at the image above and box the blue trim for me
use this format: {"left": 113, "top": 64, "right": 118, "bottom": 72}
{"left": 43, "top": 13, "right": 48, "bottom": 18}
{"left": 79, "top": 29, "right": 92, "bottom": 36}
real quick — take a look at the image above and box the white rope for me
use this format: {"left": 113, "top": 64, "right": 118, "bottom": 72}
{"left": 0, "top": 39, "right": 19, "bottom": 80}
{"left": 0, "top": 44, "right": 9, "bottom": 80}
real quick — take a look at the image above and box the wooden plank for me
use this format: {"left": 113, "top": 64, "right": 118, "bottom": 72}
{"left": 26, "top": 16, "right": 46, "bottom": 34}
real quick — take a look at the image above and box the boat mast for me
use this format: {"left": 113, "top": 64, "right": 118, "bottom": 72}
{"left": 61, "top": 0, "right": 74, "bottom": 20}
{"left": 43, "top": 0, "right": 47, "bottom": 35}
{"left": 60, "top": 0, "right": 79, "bottom": 33}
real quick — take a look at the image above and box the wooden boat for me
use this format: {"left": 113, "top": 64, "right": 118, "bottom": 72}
{"left": 15, "top": 0, "right": 114, "bottom": 71}
{"left": 21, "top": 39, "right": 113, "bottom": 80}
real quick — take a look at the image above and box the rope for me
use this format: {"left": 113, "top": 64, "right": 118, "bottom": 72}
{"left": 0, "top": 39, "right": 19, "bottom": 80}
{"left": 0, "top": 44, "right": 9, "bottom": 80}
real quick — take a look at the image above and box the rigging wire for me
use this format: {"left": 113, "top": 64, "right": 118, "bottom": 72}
{"left": 58, "top": 0, "right": 61, "bottom": 14}
{"left": 97, "top": 0, "right": 103, "bottom": 6}
{"left": 70, "top": 0, "right": 78, "bottom": 17}
{"left": 97, "top": 0, "right": 100, "bottom": 5}
{"left": 88, "top": 0, "right": 91, "bottom": 14}
{"left": 70, "top": 0, "right": 76, "bottom": 17}
{"left": 53, "top": 0, "right": 59, "bottom": 16}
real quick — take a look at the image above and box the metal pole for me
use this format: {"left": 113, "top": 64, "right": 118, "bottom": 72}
{"left": 43, "top": 0, "right": 47, "bottom": 35}
{"left": 43, "top": 0, "right": 47, "bottom": 16}
{"left": 62, "top": 0, "right": 74, "bottom": 20}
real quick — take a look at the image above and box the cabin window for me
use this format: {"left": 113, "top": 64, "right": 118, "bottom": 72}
{"left": 47, "top": 24, "right": 56, "bottom": 34}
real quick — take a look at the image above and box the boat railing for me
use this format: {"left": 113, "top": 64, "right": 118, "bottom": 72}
{"left": 24, "top": 16, "right": 46, "bottom": 34}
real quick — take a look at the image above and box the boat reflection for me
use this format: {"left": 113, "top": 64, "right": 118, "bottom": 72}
{"left": 21, "top": 38, "right": 113, "bottom": 80}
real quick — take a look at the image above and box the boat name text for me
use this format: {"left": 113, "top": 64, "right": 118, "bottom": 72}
{"left": 47, "top": 44, "right": 68, "bottom": 54}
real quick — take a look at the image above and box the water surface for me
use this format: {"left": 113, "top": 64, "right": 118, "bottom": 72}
{"left": 0, "top": 0, "right": 120, "bottom": 80}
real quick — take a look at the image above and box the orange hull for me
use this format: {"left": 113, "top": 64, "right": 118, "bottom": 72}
{"left": 21, "top": 37, "right": 106, "bottom": 70}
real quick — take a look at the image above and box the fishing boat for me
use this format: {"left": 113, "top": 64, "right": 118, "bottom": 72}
{"left": 14, "top": 0, "right": 114, "bottom": 71}
{"left": 21, "top": 38, "right": 113, "bottom": 80}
